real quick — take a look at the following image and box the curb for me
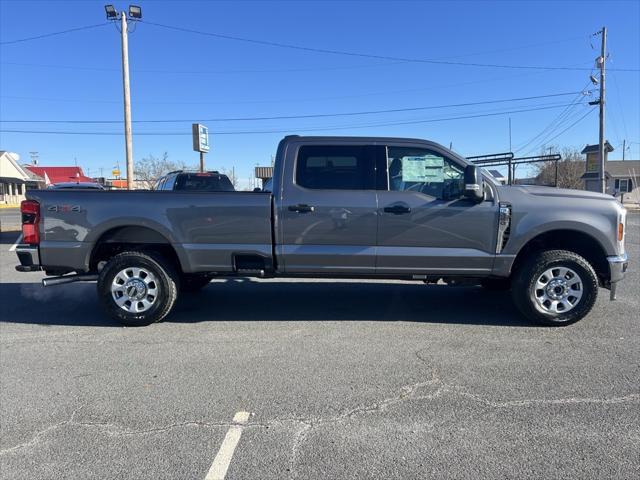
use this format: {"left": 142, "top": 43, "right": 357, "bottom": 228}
{"left": 0, "top": 204, "right": 19, "bottom": 210}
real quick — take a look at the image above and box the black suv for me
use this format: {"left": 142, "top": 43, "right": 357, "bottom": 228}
{"left": 154, "top": 170, "right": 234, "bottom": 192}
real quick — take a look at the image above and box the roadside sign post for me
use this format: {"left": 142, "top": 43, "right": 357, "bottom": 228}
{"left": 192, "top": 123, "right": 210, "bottom": 172}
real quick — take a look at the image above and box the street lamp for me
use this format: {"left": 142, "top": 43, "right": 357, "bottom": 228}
{"left": 128, "top": 5, "right": 142, "bottom": 19}
{"left": 104, "top": 4, "right": 118, "bottom": 19}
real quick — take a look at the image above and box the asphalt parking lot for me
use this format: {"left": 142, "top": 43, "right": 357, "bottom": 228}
{"left": 1, "top": 214, "right": 639, "bottom": 479}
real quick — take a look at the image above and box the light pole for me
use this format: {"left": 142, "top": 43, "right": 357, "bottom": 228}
{"left": 105, "top": 5, "right": 142, "bottom": 190}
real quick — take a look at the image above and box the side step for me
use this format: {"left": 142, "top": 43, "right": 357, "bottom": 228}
{"left": 42, "top": 274, "right": 98, "bottom": 287}
{"left": 235, "top": 268, "right": 266, "bottom": 277}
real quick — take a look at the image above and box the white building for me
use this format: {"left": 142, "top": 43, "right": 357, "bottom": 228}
{"left": 0, "top": 152, "right": 29, "bottom": 205}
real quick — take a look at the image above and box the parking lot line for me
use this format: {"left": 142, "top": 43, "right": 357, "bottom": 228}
{"left": 9, "top": 234, "right": 22, "bottom": 252}
{"left": 204, "top": 411, "right": 251, "bottom": 480}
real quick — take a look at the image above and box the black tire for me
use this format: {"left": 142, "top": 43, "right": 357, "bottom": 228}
{"left": 480, "top": 278, "right": 511, "bottom": 291}
{"left": 511, "top": 249, "right": 598, "bottom": 326}
{"left": 180, "top": 274, "right": 211, "bottom": 292}
{"left": 98, "top": 251, "right": 179, "bottom": 326}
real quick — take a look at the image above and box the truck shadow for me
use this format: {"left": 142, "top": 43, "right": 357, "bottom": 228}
{"left": 172, "top": 279, "right": 534, "bottom": 327}
{"left": 0, "top": 279, "right": 536, "bottom": 327}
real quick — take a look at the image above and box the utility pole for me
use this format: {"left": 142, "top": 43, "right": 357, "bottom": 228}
{"left": 508, "top": 117, "right": 512, "bottom": 185}
{"left": 120, "top": 12, "right": 134, "bottom": 190}
{"left": 622, "top": 139, "right": 626, "bottom": 161}
{"left": 106, "top": 6, "right": 141, "bottom": 189}
{"left": 597, "top": 26, "right": 607, "bottom": 194}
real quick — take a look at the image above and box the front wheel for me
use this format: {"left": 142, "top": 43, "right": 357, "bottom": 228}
{"left": 98, "top": 251, "right": 179, "bottom": 326}
{"left": 511, "top": 250, "right": 598, "bottom": 326}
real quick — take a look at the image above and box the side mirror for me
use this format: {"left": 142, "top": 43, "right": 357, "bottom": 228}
{"left": 464, "top": 165, "right": 485, "bottom": 203}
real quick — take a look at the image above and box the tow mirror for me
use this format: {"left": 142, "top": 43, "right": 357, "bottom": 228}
{"left": 464, "top": 164, "right": 485, "bottom": 203}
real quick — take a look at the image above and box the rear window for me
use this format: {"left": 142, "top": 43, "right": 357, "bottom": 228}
{"left": 174, "top": 174, "right": 235, "bottom": 192}
{"left": 295, "top": 145, "right": 376, "bottom": 190}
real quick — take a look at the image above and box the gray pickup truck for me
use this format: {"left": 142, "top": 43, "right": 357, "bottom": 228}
{"left": 16, "top": 135, "right": 628, "bottom": 327}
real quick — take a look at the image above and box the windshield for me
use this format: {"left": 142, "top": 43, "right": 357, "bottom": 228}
{"left": 174, "top": 174, "right": 235, "bottom": 192}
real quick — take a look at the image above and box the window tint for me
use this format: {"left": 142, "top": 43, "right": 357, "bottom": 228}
{"left": 296, "top": 145, "right": 376, "bottom": 190}
{"left": 164, "top": 175, "right": 177, "bottom": 190}
{"left": 175, "top": 173, "right": 235, "bottom": 192}
{"left": 387, "top": 147, "right": 464, "bottom": 200}
{"left": 155, "top": 177, "right": 167, "bottom": 190}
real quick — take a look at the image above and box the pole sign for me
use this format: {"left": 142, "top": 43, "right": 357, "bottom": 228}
{"left": 192, "top": 123, "right": 210, "bottom": 153}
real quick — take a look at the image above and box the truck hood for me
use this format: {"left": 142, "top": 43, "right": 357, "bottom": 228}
{"left": 502, "top": 185, "right": 616, "bottom": 202}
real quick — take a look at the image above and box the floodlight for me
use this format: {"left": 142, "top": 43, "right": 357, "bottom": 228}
{"left": 105, "top": 5, "right": 118, "bottom": 19}
{"left": 590, "top": 75, "right": 599, "bottom": 85}
{"left": 129, "top": 5, "right": 142, "bottom": 19}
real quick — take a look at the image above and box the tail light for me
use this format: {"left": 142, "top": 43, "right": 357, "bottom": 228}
{"left": 21, "top": 200, "right": 40, "bottom": 244}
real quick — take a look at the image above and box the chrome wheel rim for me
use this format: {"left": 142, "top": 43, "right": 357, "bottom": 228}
{"left": 533, "top": 266, "right": 583, "bottom": 314}
{"left": 111, "top": 267, "right": 159, "bottom": 313}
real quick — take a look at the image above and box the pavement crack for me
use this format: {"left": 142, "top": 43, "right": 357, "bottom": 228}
{"left": 449, "top": 388, "right": 640, "bottom": 408}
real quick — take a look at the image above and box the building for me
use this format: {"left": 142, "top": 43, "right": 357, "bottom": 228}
{"left": 580, "top": 142, "right": 614, "bottom": 193}
{"left": 24, "top": 165, "right": 93, "bottom": 186}
{"left": 608, "top": 160, "right": 639, "bottom": 205}
{"left": 487, "top": 169, "right": 507, "bottom": 185}
{"left": 0, "top": 151, "right": 44, "bottom": 205}
{"left": 579, "top": 142, "right": 639, "bottom": 204}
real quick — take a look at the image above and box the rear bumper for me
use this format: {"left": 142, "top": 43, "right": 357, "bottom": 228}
{"left": 15, "top": 244, "right": 42, "bottom": 272}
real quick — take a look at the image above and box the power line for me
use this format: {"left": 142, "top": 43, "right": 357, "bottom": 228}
{"left": 0, "top": 23, "right": 109, "bottom": 46}
{"left": 515, "top": 81, "right": 592, "bottom": 152}
{"left": 0, "top": 91, "right": 592, "bottom": 124}
{"left": 0, "top": 34, "right": 591, "bottom": 74}
{"left": 0, "top": 60, "right": 412, "bottom": 74}
{"left": 532, "top": 108, "right": 596, "bottom": 148}
{"left": 0, "top": 102, "right": 591, "bottom": 136}
{"left": 143, "top": 21, "right": 640, "bottom": 72}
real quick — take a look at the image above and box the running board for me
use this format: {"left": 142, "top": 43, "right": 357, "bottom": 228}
{"left": 235, "top": 268, "right": 266, "bottom": 277}
{"left": 42, "top": 274, "right": 98, "bottom": 287}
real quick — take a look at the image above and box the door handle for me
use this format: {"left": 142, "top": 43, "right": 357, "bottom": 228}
{"left": 383, "top": 205, "right": 411, "bottom": 215}
{"left": 288, "top": 204, "right": 315, "bottom": 213}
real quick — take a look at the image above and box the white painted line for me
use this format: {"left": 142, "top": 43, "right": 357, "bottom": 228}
{"left": 204, "top": 411, "right": 251, "bottom": 480}
{"left": 9, "top": 234, "right": 23, "bottom": 252}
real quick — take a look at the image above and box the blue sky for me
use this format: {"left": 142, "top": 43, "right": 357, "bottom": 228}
{"left": 1, "top": 0, "right": 639, "bottom": 188}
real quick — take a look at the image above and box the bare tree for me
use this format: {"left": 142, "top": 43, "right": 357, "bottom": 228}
{"left": 134, "top": 153, "right": 187, "bottom": 189}
{"left": 220, "top": 167, "right": 239, "bottom": 189}
{"left": 534, "top": 146, "right": 585, "bottom": 189}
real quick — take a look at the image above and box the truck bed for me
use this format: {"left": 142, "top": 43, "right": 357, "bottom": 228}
{"left": 26, "top": 190, "right": 273, "bottom": 273}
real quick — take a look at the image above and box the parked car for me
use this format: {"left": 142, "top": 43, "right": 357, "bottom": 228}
{"left": 154, "top": 170, "right": 234, "bottom": 192}
{"left": 48, "top": 182, "right": 105, "bottom": 190}
{"left": 16, "top": 135, "right": 628, "bottom": 327}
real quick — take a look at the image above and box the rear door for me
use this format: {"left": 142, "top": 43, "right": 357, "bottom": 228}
{"left": 279, "top": 142, "right": 381, "bottom": 274}
{"left": 376, "top": 143, "right": 499, "bottom": 275}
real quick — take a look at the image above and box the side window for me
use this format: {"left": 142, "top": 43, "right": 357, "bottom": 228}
{"left": 387, "top": 147, "right": 464, "bottom": 200}
{"left": 154, "top": 177, "right": 166, "bottom": 190}
{"left": 295, "top": 145, "right": 376, "bottom": 190}
{"left": 164, "top": 175, "right": 177, "bottom": 190}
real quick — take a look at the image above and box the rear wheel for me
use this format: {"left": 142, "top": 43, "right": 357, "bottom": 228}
{"left": 511, "top": 249, "right": 598, "bottom": 326}
{"left": 98, "top": 251, "right": 179, "bottom": 326}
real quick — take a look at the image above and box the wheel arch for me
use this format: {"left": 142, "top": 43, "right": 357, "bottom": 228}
{"left": 88, "top": 225, "right": 188, "bottom": 273}
{"left": 510, "top": 229, "right": 609, "bottom": 285}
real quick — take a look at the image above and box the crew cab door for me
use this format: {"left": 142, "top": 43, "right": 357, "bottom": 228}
{"left": 376, "top": 144, "right": 498, "bottom": 275}
{"left": 278, "top": 143, "right": 381, "bottom": 274}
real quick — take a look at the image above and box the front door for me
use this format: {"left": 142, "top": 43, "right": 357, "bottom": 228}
{"left": 279, "top": 143, "right": 381, "bottom": 274}
{"left": 376, "top": 144, "right": 499, "bottom": 275}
